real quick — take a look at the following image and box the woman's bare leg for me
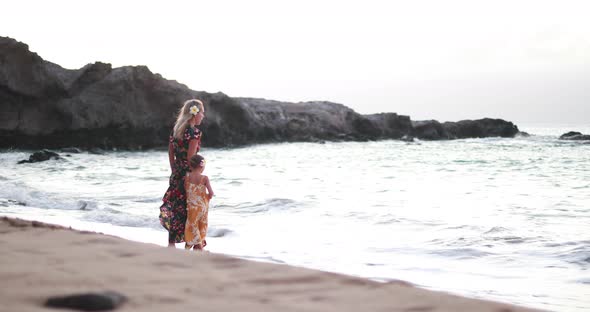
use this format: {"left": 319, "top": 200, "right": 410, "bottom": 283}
{"left": 168, "top": 233, "right": 176, "bottom": 248}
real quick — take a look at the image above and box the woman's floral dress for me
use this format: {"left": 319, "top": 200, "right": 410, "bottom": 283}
{"left": 159, "top": 126, "right": 201, "bottom": 243}
{"left": 184, "top": 178, "right": 209, "bottom": 249}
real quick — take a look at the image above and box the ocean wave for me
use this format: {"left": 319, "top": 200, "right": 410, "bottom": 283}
{"left": 572, "top": 278, "right": 590, "bottom": 285}
{"left": 132, "top": 197, "right": 162, "bottom": 203}
{"left": 373, "top": 217, "right": 401, "bottom": 225}
{"left": 430, "top": 248, "right": 495, "bottom": 259}
{"left": 486, "top": 236, "right": 531, "bottom": 244}
{"left": 237, "top": 254, "right": 286, "bottom": 264}
{"left": 83, "top": 211, "right": 161, "bottom": 229}
{"left": 0, "top": 182, "right": 100, "bottom": 211}
{"left": 543, "top": 240, "right": 590, "bottom": 248}
{"left": 0, "top": 199, "right": 26, "bottom": 207}
{"left": 219, "top": 198, "right": 301, "bottom": 213}
{"left": 80, "top": 209, "right": 234, "bottom": 235}
{"left": 482, "top": 228, "right": 541, "bottom": 245}
{"left": 556, "top": 242, "right": 590, "bottom": 268}
{"left": 483, "top": 226, "right": 509, "bottom": 234}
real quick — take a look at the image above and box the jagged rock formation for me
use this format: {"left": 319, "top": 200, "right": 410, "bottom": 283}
{"left": 0, "top": 37, "right": 519, "bottom": 150}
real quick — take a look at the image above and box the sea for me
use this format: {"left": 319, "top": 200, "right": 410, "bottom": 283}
{"left": 1, "top": 124, "right": 589, "bottom": 311}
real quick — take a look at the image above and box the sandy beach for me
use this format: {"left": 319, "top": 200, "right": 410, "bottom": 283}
{"left": 0, "top": 217, "right": 542, "bottom": 312}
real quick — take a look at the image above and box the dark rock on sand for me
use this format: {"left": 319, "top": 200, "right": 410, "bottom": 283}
{"left": 0, "top": 36, "right": 521, "bottom": 149}
{"left": 17, "top": 150, "right": 61, "bottom": 164}
{"left": 45, "top": 291, "right": 127, "bottom": 311}
{"left": 559, "top": 131, "right": 590, "bottom": 140}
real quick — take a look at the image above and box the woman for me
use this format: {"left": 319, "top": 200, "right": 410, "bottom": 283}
{"left": 159, "top": 99, "right": 205, "bottom": 247}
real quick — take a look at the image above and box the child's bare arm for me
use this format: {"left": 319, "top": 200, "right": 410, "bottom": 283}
{"left": 205, "top": 176, "right": 214, "bottom": 200}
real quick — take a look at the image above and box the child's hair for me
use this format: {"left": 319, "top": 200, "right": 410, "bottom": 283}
{"left": 189, "top": 154, "right": 205, "bottom": 170}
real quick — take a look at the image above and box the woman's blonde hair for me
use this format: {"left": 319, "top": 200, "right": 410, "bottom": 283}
{"left": 173, "top": 99, "right": 204, "bottom": 139}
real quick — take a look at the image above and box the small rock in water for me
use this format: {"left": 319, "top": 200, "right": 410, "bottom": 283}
{"left": 45, "top": 291, "right": 127, "bottom": 311}
{"left": 559, "top": 131, "right": 582, "bottom": 139}
{"left": 89, "top": 148, "right": 106, "bottom": 155}
{"left": 61, "top": 147, "right": 82, "bottom": 153}
{"left": 6, "top": 199, "right": 27, "bottom": 206}
{"left": 559, "top": 131, "right": 590, "bottom": 140}
{"left": 208, "top": 227, "right": 233, "bottom": 237}
{"left": 78, "top": 201, "right": 90, "bottom": 210}
{"left": 400, "top": 135, "right": 415, "bottom": 142}
{"left": 17, "top": 150, "right": 62, "bottom": 164}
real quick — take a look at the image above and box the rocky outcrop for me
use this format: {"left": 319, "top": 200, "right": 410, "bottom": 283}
{"left": 0, "top": 36, "right": 520, "bottom": 150}
{"left": 1, "top": 37, "right": 202, "bottom": 149}
{"left": 410, "top": 118, "right": 519, "bottom": 140}
{"left": 411, "top": 120, "right": 448, "bottom": 140}
{"left": 17, "top": 150, "right": 62, "bottom": 164}
{"left": 559, "top": 131, "right": 590, "bottom": 141}
{"left": 442, "top": 118, "right": 520, "bottom": 139}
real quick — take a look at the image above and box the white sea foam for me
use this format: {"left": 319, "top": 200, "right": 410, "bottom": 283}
{"left": 0, "top": 181, "right": 98, "bottom": 211}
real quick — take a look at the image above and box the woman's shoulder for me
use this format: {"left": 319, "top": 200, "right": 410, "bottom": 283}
{"left": 184, "top": 126, "right": 202, "bottom": 140}
{"left": 185, "top": 126, "right": 202, "bottom": 134}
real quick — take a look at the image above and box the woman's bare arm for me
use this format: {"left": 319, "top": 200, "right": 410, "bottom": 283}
{"left": 188, "top": 139, "right": 199, "bottom": 160}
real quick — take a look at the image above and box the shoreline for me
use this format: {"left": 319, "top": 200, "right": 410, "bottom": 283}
{"left": 0, "top": 217, "right": 541, "bottom": 311}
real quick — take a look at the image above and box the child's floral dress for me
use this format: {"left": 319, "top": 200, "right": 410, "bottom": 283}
{"left": 184, "top": 176, "right": 209, "bottom": 248}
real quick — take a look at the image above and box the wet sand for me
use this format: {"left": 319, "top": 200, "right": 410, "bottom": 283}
{"left": 0, "top": 217, "right": 541, "bottom": 311}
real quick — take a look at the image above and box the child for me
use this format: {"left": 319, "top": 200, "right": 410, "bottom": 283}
{"left": 184, "top": 154, "right": 214, "bottom": 250}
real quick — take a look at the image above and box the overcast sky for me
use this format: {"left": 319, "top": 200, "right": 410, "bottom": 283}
{"left": 2, "top": 0, "right": 589, "bottom": 123}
